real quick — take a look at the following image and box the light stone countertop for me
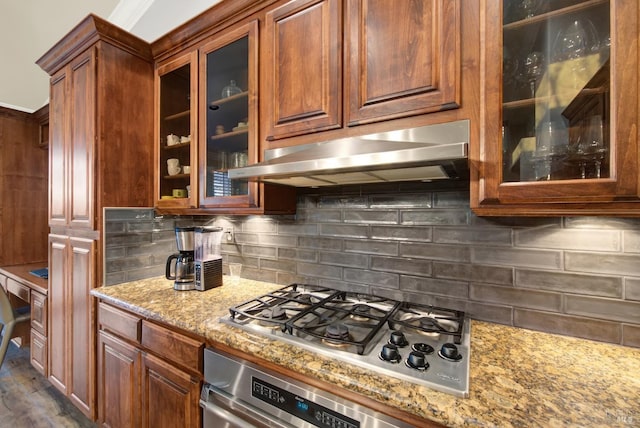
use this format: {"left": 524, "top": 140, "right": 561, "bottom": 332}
{"left": 91, "top": 276, "right": 640, "bottom": 428}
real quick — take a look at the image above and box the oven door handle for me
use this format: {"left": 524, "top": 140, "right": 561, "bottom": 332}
{"left": 200, "top": 383, "right": 292, "bottom": 428}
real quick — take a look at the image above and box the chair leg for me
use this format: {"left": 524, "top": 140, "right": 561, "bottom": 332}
{"left": 0, "top": 322, "right": 16, "bottom": 369}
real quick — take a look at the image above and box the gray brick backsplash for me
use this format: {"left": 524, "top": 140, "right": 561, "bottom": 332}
{"left": 470, "top": 265, "right": 514, "bottom": 285}
{"left": 370, "top": 225, "right": 432, "bottom": 242}
{"left": 515, "top": 228, "right": 621, "bottom": 251}
{"left": 565, "top": 252, "right": 640, "bottom": 276}
{"left": 103, "top": 187, "right": 640, "bottom": 348}
{"left": 319, "top": 224, "right": 369, "bottom": 238}
{"left": 514, "top": 310, "right": 622, "bottom": 344}
{"left": 623, "top": 325, "right": 640, "bottom": 347}
{"left": 433, "top": 262, "right": 471, "bottom": 281}
{"left": 343, "top": 268, "right": 399, "bottom": 288}
{"left": 401, "top": 209, "right": 469, "bottom": 225}
{"left": 297, "top": 262, "right": 342, "bottom": 280}
{"left": 565, "top": 296, "right": 640, "bottom": 324}
{"left": 623, "top": 230, "right": 640, "bottom": 253}
{"left": 296, "top": 209, "right": 342, "bottom": 223}
{"left": 400, "top": 242, "right": 471, "bottom": 262}
{"left": 319, "top": 251, "right": 368, "bottom": 268}
{"left": 371, "top": 256, "right": 432, "bottom": 276}
{"left": 432, "top": 191, "right": 469, "bottom": 207}
{"left": 400, "top": 276, "right": 468, "bottom": 298}
{"left": 470, "top": 283, "right": 562, "bottom": 312}
{"left": 258, "top": 234, "right": 297, "bottom": 247}
{"left": 626, "top": 278, "right": 640, "bottom": 301}
{"left": 472, "top": 246, "right": 562, "bottom": 270}
{"left": 343, "top": 210, "right": 399, "bottom": 224}
{"left": 369, "top": 194, "right": 432, "bottom": 208}
{"left": 277, "top": 248, "right": 317, "bottom": 262}
{"left": 434, "top": 227, "right": 512, "bottom": 246}
{"left": 516, "top": 269, "right": 623, "bottom": 297}
{"left": 345, "top": 239, "right": 398, "bottom": 256}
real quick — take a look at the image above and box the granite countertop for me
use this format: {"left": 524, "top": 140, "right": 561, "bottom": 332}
{"left": 91, "top": 276, "right": 640, "bottom": 427}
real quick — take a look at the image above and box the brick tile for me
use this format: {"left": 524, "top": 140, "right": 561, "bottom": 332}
{"left": 371, "top": 256, "right": 432, "bottom": 276}
{"left": 514, "top": 309, "right": 622, "bottom": 344}
{"left": 319, "top": 224, "right": 369, "bottom": 238}
{"left": 515, "top": 228, "right": 620, "bottom": 251}
{"left": 371, "top": 225, "right": 432, "bottom": 242}
{"left": 400, "top": 242, "right": 471, "bottom": 262}
{"left": 622, "top": 324, "right": 640, "bottom": 347}
{"left": 565, "top": 252, "right": 640, "bottom": 276}
{"left": 319, "top": 251, "right": 369, "bottom": 268}
{"left": 433, "top": 262, "right": 471, "bottom": 280}
{"left": 344, "top": 239, "right": 398, "bottom": 256}
{"left": 626, "top": 278, "right": 640, "bottom": 301}
{"left": 344, "top": 210, "right": 399, "bottom": 224}
{"left": 565, "top": 295, "right": 640, "bottom": 324}
{"left": 343, "top": 268, "right": 399, "bottom": 288}
{"left": 400, "top": 276, "right": 468, "bottom": 298}
{"left": 369, "top": 194, "right": 432, "bottom": 208}
{"left": 401, "top": 209, "right": 469, "bottom": 225}
{"left": 470, "top": 283, "right": 562, "bottom": 311}
{"left": 434, "top": 227, "right": 512, "bottom": 245}
{"left": 472, "top": 246, "right": 562, "bottom": 269}
{"left": 516, "top": 269, "right": 623, "bottom": 298}
{"left": 471, "top": 265, "right": 514, "bottom": 285}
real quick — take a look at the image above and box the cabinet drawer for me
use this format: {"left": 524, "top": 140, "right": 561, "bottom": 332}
{"left": 7, "top": 278, "right": 30, "bottom": 302}
{"left": 98, "top": 303, "right": 141, "bottom": 343}
{"left": 30, "top": 329, "right": 47, "bottom": 376}
{"left": 30, "top": 291, "right": 47, "bottom": 335}
{"left": 141, "top": 321, "right": 203, "bottom": 373}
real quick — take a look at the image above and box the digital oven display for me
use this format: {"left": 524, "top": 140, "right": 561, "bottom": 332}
{"left": 251, "top": 377, "right": 360, "bottom": 428}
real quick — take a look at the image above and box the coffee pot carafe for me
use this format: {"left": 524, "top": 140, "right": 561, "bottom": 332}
{"left": 166, "top": 226, "right": 195, "bottom": 290}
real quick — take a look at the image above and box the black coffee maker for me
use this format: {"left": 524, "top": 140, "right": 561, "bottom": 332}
{"left": 166, "top": 226, "right": 195, "bottom": 290}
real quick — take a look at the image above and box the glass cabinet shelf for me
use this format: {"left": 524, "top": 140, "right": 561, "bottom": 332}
{"left": 502, "top": 0, "right": 610, "bottom": 183}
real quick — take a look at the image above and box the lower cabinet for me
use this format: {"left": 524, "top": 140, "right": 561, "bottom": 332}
{"left": 30, "top": 290, "right": 48, "bottom": 375}
{"left": 97, "top": 302, "right": 203, "bottom": 428}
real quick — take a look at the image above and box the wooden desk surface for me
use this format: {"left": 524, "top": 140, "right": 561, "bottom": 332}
{"left": 0, "top": 263, "right": 48, "bottom": 295}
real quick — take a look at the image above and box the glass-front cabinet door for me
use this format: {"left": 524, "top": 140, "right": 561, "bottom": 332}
{"left": 474, "top": 1, "right": 639, "bottom": 215}
{"left": 199, "top": 21, "right": 258, "bottom": 208}
{"left": 156, "top": 52, "right": 198, "bottom": 209}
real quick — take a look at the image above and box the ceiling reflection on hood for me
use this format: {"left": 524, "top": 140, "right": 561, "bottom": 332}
{"left": 228, "top": 119, "right": 470, "bottom": 187}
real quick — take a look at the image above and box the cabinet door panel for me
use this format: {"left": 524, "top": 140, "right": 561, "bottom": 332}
{"left": 30, "top": 329, "right": 48, "bottom": 376}
{"left": 68, "top": 236, "right": 95, "bottom": 417}
{"left": 98, "top": 331, "right": 141, "bottom": 428}
{"left": 346, "top": 0, "right": 460, "bottom": 125}
{"left": 141, "top": 352, "right": 201, "bottom": 428}
{"left": 69, "top": 50, "right": 96, "bottom": 229}
{"left": 264, "top": 0, "right": 341, "bottom": 139}
{"left": 48, "top": 234, "right": 68, "bottom": 395}
{"left": 49, "top": 70, "right": 68, "bottom": 227}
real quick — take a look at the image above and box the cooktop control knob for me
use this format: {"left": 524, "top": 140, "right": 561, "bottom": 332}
{"left": 438, "top": 343, "right": 463, "bottom": 361}
{"left": 406, "top": 351, "right": 430, "bottom": 371}
{"left": 389, "top": 330, "right": 409, "bottom": 347}
{"left": 379, "top": 344, "right": 402, "bottom": 363}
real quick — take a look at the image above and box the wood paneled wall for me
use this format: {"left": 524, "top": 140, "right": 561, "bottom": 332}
{"left": 0, "top": 106, "right": 48, "bottom": 266}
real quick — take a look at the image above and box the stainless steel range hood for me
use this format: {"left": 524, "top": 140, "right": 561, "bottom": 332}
{"left": 228, "top": 119, "right": 469, "bottom": 187}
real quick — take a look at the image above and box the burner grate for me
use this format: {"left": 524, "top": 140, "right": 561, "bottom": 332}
{"left": 388, "top": 303, "right": 465, "bottom": 345}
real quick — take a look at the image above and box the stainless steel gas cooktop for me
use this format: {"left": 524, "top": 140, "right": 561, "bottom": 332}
{"left": 221, "top": 284, "right": 470, "bottom": 397}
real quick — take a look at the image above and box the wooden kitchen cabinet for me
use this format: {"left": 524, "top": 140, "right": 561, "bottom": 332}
{"left": 472, "top": 0, "right": 640, "bottom": 215}
{"left": 37, "top": 14, "right": 154, "bottom": 419}
{"left": 155, "top": 52, "right": 198, "bottom": 209}
{"left": 153, "top": 16, "right": 297, "bottom": 215}
{"left": 264, "top": 0, "right": 461, "bottom": 140}
{"left": 30, "top": 290, "right": 48, "bottom": 376}
{"left": 48, "top": 234, "right": 96, "bottom": 415}
{"left": 97, "top": 302, "right": 203, "bottom": 428}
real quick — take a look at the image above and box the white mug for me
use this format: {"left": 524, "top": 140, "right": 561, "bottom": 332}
{"left": 166, "top": 134, "right": 180, "bottom": 146}
{"left": 182, "top": 165, "right": 191, "bottom": 174}
{"left": 167, "top": 158, "right": 180, "bottom": 166}
{"left": 168, "top": 165, "right": 181, "bottom": 175}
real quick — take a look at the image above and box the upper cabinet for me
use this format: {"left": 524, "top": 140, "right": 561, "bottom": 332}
{"left": 155, "top": 52, "right": 198, "bottom": 210}
{"left": 472, "top": 0, "right": 640, "bottom": 215}
{"left": 264, "top": 0, "right": 461, "bottom": 140}
{"left": 39, "top": 15, "right": 154, "bottom": 229}
{"left": 199, "top": 21, "right": 258, "bottom": 209}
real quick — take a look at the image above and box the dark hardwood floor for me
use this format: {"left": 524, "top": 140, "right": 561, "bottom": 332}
{"left": 0, "top": 343, "right": 96, "bottom": 427}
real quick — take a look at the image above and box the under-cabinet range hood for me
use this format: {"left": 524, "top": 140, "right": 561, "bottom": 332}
{"left": 228, "top": 119, "right": 470, "bottom": 187}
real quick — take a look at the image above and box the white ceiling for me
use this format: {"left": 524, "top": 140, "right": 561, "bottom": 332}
{"left": 0, "top": 0, "right": 220, "bottom": 113}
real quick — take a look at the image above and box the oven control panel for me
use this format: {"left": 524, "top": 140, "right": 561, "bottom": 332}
{"left": 252, "top": 377, "right": 360, "bottom": 428}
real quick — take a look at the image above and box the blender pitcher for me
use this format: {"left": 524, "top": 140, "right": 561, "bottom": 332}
{"left": 194, "top": 226, "right": 223, "bottom": 291}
